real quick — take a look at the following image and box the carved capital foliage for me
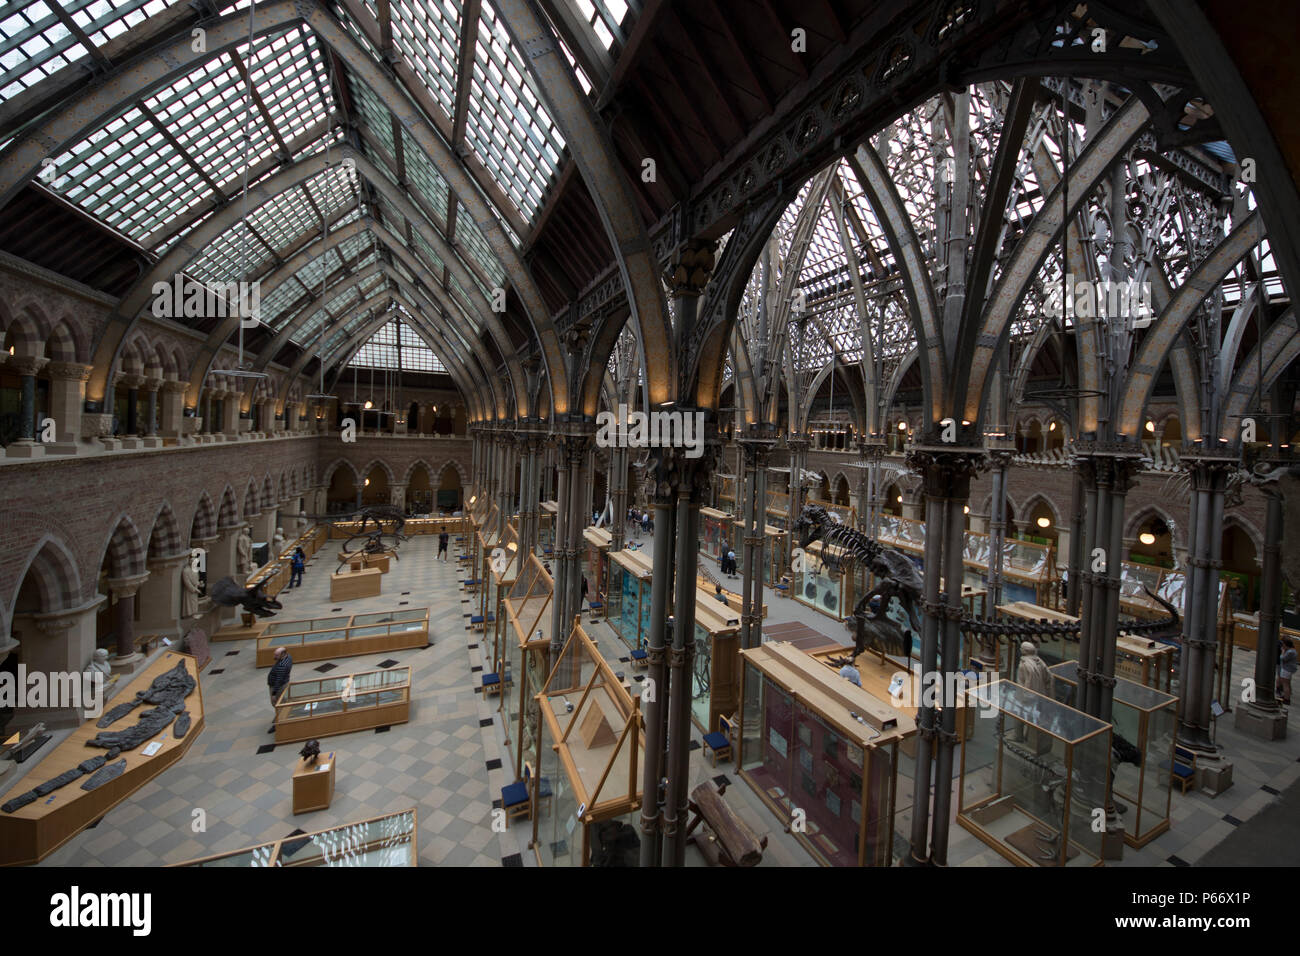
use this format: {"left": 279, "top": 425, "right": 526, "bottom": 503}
{"left": 46, "top": 361, "right": 92, "bottom": 382}
{"left": 905, "top": 446, "right": 986, "bottom": 496}
{"left": 662, "top": 239, "right": 718, "bottom": 298}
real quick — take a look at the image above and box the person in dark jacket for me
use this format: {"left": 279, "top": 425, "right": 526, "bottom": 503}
{"left": 268, "top": 647, "right": 293, "bottom": 732}
{"left": 289, "top": 548, "right": 305, "bottom": 588}
{"left": 438, "top": 531, "right": 449, "bottom": 560}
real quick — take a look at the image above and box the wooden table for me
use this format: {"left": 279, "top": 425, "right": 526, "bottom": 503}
{"left": 330, "top": 567, "right": 382, "bottom": 602}
{"left": 1114, "top": 634, "right": 1175, "bottom": 692}
{"left": 292, "top": 752, "right": 336, "bottom": 814}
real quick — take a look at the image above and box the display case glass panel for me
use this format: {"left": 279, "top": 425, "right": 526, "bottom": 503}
{"left": 958, "top": 679, "right": 1110, "bottom": 866}
{"left": 264, "top": 616, "right": 351, "bottom": 635}
{"left": 691, "top": 622, "right": 712, "bottom": 728}
{"left": 1048, "top": 662, "right": 1176, "bottom": 847}
{"left": 793, "top": 545, "right": 845, "bottom": 619}
{"left": 701, "top": 508, "right": 731, "bottom": 560}
{"left": 179, "top": 809, "right": 417, "bottom": 867}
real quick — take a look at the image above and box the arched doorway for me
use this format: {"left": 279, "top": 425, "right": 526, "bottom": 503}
{"left": 438, "top": 465, "right": 463, "bottom": 512}
{"left": 407, "top": 464, "right": 433, "bottom": 514}
{"left": 326, "top": 465, "right": 357, "bottom": 512}
{"left": 1220, "top": 523, "right": 1259, "bottom": 612}
{"left": 361, "top": 464, "right": 390, "bottom": 506}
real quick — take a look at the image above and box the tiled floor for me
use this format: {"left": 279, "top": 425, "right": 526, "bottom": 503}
{"left": 28, "top": 534, "right": 530, "bottom": 867}
{"left": 11, "top": 527, "right": 1300, "bottom": 867}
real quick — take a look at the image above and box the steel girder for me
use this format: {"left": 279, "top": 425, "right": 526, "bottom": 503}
{"left": 1117, "top": 209, "right": 1265, "bottom": 437}
{"left": 850, "top": 142, "right": 945, "bottom": 423}
{"left": 959, "top": 95, "right": 1152, "bottom": 425}
{"left": 492, "top": 0, "right": 673, "bottom": 409}
{"left": 1221, "top": 308, "right": 1300, "bottom": 442}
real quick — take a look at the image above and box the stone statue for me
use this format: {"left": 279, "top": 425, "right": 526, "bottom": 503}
{"left": 1017, "top": 642, "right": 1051, "bottom": 696}
{"left": 84, "top": 648, "right": 112, "bottom": 680}
{"left": 273, "top": 526, "right": 286, "bottom": 555}
{"left": 181, "top": 563, "right": 201, "bottom": 618}
{"left": 235, "top": 528, "right": 253, "bottom": 574}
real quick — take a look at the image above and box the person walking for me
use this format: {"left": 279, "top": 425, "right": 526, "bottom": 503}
{"left": 438, "top": 530, "right": 449, "bottom": 561}
{"left": 288, "top": 548, "right": 305, "bottom": 588}
{"left": 581, "top": 574, "right": 590, "bottom": 612}
{"left": 641, "top": 511, "right": 650, "bottom": 535}
{"left": 267, "top": 646, "right": 293, "bottom": 733}
{"left": 1278, "top": 636, "right": 1297, "bottom": 705}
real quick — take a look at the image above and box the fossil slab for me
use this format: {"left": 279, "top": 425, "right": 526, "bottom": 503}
{"left": 80, "top": 758, "right": 128, "bottom": 792}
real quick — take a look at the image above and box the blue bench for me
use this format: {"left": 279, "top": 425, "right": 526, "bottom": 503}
{"left": 482, "top": 671, "right": 502, "bottom": 696}
{"left": 703, "top": 716, "right": 735, "bottom": 767}
{"left": 588, "top": 598, "right": 604, "bottom": 620}
{"left": 630, "top": 648, "right": 648, "bottom": 670}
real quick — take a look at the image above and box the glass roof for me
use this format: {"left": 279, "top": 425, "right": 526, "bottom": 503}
{"left": 0, "top": 0, "right": 589, "bottom": 378}
{"left": 347, "top": 318, "right": 447, "bottom": 374}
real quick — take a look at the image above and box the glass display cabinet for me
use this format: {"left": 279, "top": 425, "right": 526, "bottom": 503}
{"left": 957, "top": 679, "right": 1111, "bottom": 867}
{"left": 738, "top": 641, "right": 913, "bottom": 866}
{"left": 1048, "top": 663, "right": 1177, "bottom": 847}
{"left": 609, "top": 548, "right": 653, "bottom": 650}
{"left": 256, "top": 608, "right": 429, "bottom": 666}
{"left": 539, "top": 501, "right": 558, "bottom": 554}
{"left": 273, "top": 665, "right": 412, "bottom": 743}
{"left": 582, "top": 526, "right": 612, "bottom": 607}
{"left": 502, "top": 553, "right": 554, "bottom": 775}
{"left": 531, "top": 622, "right": 644, "bottom": 866}
{"left": 700, "top": 507, "right": 733, "bottom": 560}
{"left": 689, "top": 589, "right": 742, "bottom": 735}
{"left": 792, "top": 540, "right": 852, "bottom": 620}
{"left": 177, "top": 809, "right": 417, "bottom": 867}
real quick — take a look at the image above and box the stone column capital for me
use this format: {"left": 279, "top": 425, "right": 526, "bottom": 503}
{"left": 29, "top": 595, "right": 106, "bottom": 634}
{"left": 106, "top": 572, "right": 150, "bottom": 600}
{"left": 142, "top": 377, "right": 164, "bottom": 392}
{"left": 161, "top": 379, "right": 189, "bottom": 394}
{"left": 148, "top": 551, "right": 191, "bottom": 570}
{"left": 46, "top": 361, "right": 93, "bottom": 382}
{"left": 8, "top": 355, "right": 48, "bottom": 377}
{"left": 117, "top": 372, "right": 145, "bottom": 389}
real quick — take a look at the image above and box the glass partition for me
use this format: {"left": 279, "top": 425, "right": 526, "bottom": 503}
{"left": 958, "top": 679, "right": 1111, "bottom": 867}
{"left": 178, "top": 809, "right": 417, "bottom": 867}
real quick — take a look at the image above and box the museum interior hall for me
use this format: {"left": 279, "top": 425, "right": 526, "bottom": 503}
{"left": 0, "top": 0, "right": 1299, "bottom": 873}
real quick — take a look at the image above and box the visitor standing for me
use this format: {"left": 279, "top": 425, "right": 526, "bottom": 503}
{"left": 438, "top": 531, "right": 449, "bottom": 561}
{"left": 267, "top": 646, "right": 293, "bottom": 732}
{"left": 641, "top": 511, "right": 650, "bottom": 536}
{"left": 289, "top": 548, "right": 305, "bottom": 588}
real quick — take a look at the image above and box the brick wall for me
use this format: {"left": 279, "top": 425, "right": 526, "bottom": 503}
{"left": 0, "top": 435, "right": 471, "bottom": 635}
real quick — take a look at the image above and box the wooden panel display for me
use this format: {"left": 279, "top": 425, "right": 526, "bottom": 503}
{"left": 0, "top": 652, "right": 205, "bottom": 867}
{"left": 330, "top": 567, "right": 383, "bottom": 601}
{"left": 255, "top": 608, "right": 430, "bottom": 667}
{"left": 293, "top": 752, "right": 336, "bottom": 813}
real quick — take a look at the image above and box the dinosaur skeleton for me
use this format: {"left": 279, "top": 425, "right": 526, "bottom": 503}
{"left": 210, "top": 576, "right": 282, "bottom": 618}
{"left": 794, "top": 505, "right": 1180, "bottom": 665}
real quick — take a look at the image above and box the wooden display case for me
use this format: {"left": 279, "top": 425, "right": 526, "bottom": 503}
{"left": 177, "top": 808, "right": 417, "bottom": 866}
{"left": 274, "top": 666, "right": 411, "bottom": 744}
{"left": 582, "top": 525, "right": 612, "bottom": 605}
{"left": 738, "top": 642, "right": 914, "bottom": 866}
{"left": 530, "top": 621, "right": 644, "bottom": 866}
{"left": 0, "top": 652, "right": 204, "bottom": 867}
{"left": 501, "top": 553, "right": 554, "bottom": 776}
{"left": 256, "top": 607, "right": 430, "bottom": 666}
{"left": 292, "top": 751, "right": 336, "bottom": 813}
{"left": 330, "top": 566, "right": 383, "bottom": 601}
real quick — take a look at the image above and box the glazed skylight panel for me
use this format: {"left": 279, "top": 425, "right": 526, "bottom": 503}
{"left": 351, "top": 77, "right": 397, "bottom": 156}
{"left": 466, "top": 0, "right": 565, "bottom": 221}
{"left": 50, "top": 108, "right": 202, "bottom": 242}
{"left": 455, "top": 201, "right": 503, "bottom": 288}
{"left": 408, "top": 226, "right": 448, "bottom": 282}
{"left": 387, "top": 0, "right": 459, "bottom": 120}
{"left": 3, "top": 0, "right": 181, "bottom": 99}
{"left": 401, "top": 127, "right": 449, "bottom": 224}
{"left": 398, "top": 322, "right": 446, "bottom": 373}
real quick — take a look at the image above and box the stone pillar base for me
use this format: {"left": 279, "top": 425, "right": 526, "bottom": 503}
{"left": 1198, "top": 755, "right": 1234, "bottom": 796}
{"left": 118, "top": 436, "right": 142, "bottom": 449}
{"left": 140, "top": 436, "right": 163, "bottom": 449}
{"left": 42, "top": 440, "right": 79, "bottom": 455}
{"left": 98, "top": 437, "right": 122, "bottom": 450}
{"left": 5, "top": 441, "right": 45, "bottom": 459}
{"left": 1235, "top": 704, "right": 1288, "bottom": 740}
{"left": 109, "top": 651, "right": 145, "bottom": 676}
